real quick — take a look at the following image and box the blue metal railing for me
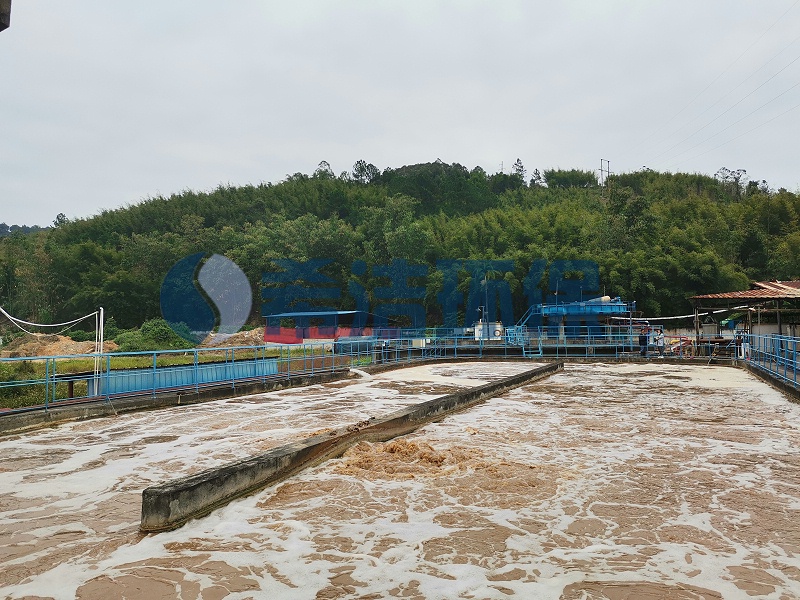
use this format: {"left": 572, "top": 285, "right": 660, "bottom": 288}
{"left": 747, "top": 334, "right": 799, "bottom": 391}
{"left": 0, "top": 338, "right": 456, "bottom": 414}
{"left": 2, "top": 330, "right": 798, "bottom": 415}
{"left": 0, "top": 344, "right": 345, "bottom": 414}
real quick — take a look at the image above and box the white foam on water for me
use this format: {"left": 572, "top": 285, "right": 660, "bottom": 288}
{"left": 0, "top": 361, "right": 533, "bottom": 598}
{"left": 3, "top": 361, "right": 800, "bottom": 599}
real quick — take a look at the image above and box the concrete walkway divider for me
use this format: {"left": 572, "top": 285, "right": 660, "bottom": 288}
{"left": 140, "top": 361, "right": 563, "bottom": 533}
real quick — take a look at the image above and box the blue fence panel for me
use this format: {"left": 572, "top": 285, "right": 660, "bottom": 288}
{"left": 747, "top": 334, "right": 799, "bottom": 391}
{"left": 4, "top": 332, "right": 800, "bottom": 416}
{"left": 93, "top": 357, "right": 280, "bottom": 397}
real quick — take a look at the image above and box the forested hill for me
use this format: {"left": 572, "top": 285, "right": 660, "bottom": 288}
{"left": 1, "top": 161, "right": 798, "bottom": 330}
{"left": 0, "top": 223, "right": 46, "bottom": 237}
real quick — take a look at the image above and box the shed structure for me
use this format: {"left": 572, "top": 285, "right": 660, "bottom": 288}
{"left": 691, "top": 280, "right": 800, "bottom": 338}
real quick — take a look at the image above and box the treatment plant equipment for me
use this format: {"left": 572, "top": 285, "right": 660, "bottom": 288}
{"left": 261, "top": 299, "right": 640, "bottom": 358}
{"left": 504, "top": 296, "right": 637, "bottom": 356}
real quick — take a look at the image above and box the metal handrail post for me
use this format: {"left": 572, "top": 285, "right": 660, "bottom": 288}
{"left": 782, "top": 337, "right": 790, "bottom": 379}
{"left": 231, "top": 348, "right": 236, "bottom": 390}
{"left": 52, "top": 358, "right": 58, "bottom": 405}
{"left": 769, "top": 336, "right": 778, "bottom": 371}
{"left": 44, "top": 359, "right": 49, "bottom": 410}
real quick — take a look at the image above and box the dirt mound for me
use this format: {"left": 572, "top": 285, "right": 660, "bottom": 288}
{"left": 4, "top": 334, "right": 60, "bottom": 351}
{"left": 0, "top": 334, "right": 118, "bottom": 358}
{"left": 198, "top": 328, "right": 265, "bottom": 348}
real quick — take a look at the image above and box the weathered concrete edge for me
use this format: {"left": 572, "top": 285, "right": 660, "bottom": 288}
{"left": 140, "top": 361, "right": 563, "bottom": 533}
{"left": 0, "top": 370, "right": 350, "bottom": 437}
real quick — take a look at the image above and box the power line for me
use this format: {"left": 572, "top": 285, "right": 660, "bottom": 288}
{"left": 649, "top": 52, "right": 800, "bottom": 165}
{"left": 659, "top": 79, "right": 800, "bottom": 168}
{"left": 633, "top": 0, "right": 799, "bottom": 156}
{"left": 667, "top": 98, "right": 800, "bottom": 169}
{"left": 0, "top": 306, "right": 97, "bottom": 329}
{"left": 659, "top": 30, "right": 800, "bottom": 144}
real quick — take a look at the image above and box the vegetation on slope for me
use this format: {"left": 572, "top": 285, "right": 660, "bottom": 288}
{"left": 1, "top": 161, "right": 798, "bottom": 332}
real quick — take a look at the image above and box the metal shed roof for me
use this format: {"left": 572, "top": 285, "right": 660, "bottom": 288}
{"left": 691, "top": 281, "right": 800, "bottom": 301}
{"left": 264, "top": 310, "right": 364, "bottom": 319}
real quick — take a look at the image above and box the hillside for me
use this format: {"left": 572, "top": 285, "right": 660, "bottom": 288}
{"left": 1, "top": 161, "right": 798, "bottom": 331}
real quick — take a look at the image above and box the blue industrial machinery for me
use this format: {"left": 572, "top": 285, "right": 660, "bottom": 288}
{"left": 517, "top": 296, "right": 633, "bottom": 325}
{"left": 505, "top": 296, "right": 637, "bottom": 355}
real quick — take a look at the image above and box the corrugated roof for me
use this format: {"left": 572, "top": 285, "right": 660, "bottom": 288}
{"left": 754, "top": 280, "right": 800, "bottom": 291}
{"left": 692, "top": 281, "right": 800, "bottom": 301}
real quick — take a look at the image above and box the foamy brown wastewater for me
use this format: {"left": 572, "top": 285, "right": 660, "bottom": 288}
{"left": 2, "top": 362, "right": 800, "bottom": 599}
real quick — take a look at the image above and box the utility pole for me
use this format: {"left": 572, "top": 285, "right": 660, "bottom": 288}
{"left": 600, "top": 159, "right": 612, "bottom": 186}
{"left": 600, "top": 158, "right": 613, "bottom": 199}
{"left": 484, "top": 274, "right": 490, "bottom": 324}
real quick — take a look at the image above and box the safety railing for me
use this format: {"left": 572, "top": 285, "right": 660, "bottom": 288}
{"left": 0, "top": 344, "right": 348, "bottom": 414}
{"left": 0, "top": 336, "right": 482, "bottom": 415}
{"left": 747, "top": 334, "right": 799, "bottom": 391}
{"left": 2, "top": 329, "right": 796, "bottom": 415}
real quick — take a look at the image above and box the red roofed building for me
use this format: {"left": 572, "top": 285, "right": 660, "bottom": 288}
{"left": 692, "top": 280, "right": 800, "bottom": 336}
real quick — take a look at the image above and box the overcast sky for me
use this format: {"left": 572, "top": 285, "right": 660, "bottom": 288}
{"left": 2, "top": 1, "right": 799, "bottom": 227}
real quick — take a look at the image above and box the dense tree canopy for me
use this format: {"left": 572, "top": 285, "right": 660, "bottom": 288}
{"left": 0, "top": 222, "right": 46, "bottom": 237}
{"left": 1, "top": 162, "right": 797, "bottom": 332}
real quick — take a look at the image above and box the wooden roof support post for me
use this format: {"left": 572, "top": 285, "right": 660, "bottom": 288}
{"left": 694, "top": 302, "right": 700, "bottom": 347}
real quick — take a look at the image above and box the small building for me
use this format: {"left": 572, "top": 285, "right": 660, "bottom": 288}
{"left": 262, "top": 310, "right": 380, "bottom": 344}
{"left": 691, "top": 280, "right": 800, "bottom": 337}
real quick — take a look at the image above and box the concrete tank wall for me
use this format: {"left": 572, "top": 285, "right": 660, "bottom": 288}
{"left": 140, "top": 362, "right": 563, "bottom": 533}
